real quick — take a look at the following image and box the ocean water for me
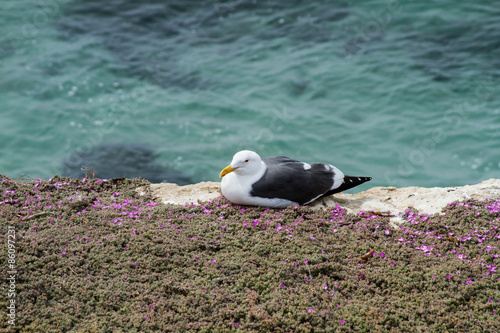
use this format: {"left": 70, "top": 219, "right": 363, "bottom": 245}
{"left": 1, "top": 0, "right": 499, "bottom": 190}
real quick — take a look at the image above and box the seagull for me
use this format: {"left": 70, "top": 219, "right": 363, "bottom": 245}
{"left": 219, "top": 150, "right": 371, "bottom": 208}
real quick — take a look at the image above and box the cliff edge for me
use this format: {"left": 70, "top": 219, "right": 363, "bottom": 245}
{"left": 137, "top": 178, "right": 500, "bottom": 222}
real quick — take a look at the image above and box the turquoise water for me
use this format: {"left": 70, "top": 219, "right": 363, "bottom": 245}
{"left": 1, "top": 0, "right": 499, "bottom": 189}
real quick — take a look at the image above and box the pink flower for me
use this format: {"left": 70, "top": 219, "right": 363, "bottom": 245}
{"left": 340, "top": 319, "right": 345, "bottom": 324}
{"left": 307, "top": 309, "right": 314, "bottom": 313}
{"left": 416, "top": 245, "right": 434, "bottom": 253}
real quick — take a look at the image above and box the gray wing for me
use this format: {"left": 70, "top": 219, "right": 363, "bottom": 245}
{"left": 250, "top": 156, "right": 336, "bottom": 205}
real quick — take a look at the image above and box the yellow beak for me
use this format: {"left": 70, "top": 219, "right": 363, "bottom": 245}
{"left": 219, "top": 164, "right": 237, "bottom": 178}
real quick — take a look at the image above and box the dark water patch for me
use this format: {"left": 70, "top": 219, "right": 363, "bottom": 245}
{"left": 56, "top": 1, "right": 208, "bottom": 89}
{"left": 56, "top": 0, "right": 349, "bottom": 89}
{"left": 258, "top": 3, "right": 349, "bottom": 43}
{"left": 286, "top": 79, "right": 310, "bottom": 96}
{"left": 408, "top": 19, "right": 500, "bottom": 81}
{"left": 61, "top": 143, "right": 192, "bottom": 184}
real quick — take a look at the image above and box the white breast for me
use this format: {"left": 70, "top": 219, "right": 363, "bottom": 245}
{"left": 221, "top": 173, "right": 250, "bottom": 205}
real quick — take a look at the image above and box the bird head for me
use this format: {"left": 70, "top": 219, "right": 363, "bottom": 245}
{"left": 219, "top": 150, "right": 262, "bottom": 177}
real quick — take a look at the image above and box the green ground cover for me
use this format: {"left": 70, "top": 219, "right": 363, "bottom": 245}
{"left": 1, "top": 175, "right": 499, "bottom": 332}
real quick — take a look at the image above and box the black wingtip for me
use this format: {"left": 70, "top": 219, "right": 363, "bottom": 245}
{"left": 322, "top": 175, "right": 372, "bottom": 197}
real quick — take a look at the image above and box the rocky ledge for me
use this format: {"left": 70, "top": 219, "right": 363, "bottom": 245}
{"left": 136, "top": 178, "right": 500, "bottom": 223}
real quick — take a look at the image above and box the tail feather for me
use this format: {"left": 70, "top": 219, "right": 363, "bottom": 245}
{"left": 322, "top": 175, "right": 372, "bottom": 197}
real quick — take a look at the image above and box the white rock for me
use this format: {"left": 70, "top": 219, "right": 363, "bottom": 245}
{"left": 136, "top": 181, "right": 220, "bottom": 206}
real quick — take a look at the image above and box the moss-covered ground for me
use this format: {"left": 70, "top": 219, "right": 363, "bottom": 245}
{"left": 1, "top": 175, "right": 499, "bottom": 332}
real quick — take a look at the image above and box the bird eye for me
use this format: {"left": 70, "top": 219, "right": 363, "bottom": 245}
{"left": 245, "top": 159, "right": 249, "bottom": 163}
